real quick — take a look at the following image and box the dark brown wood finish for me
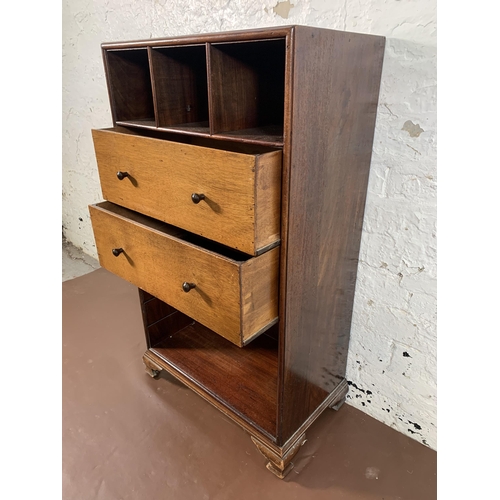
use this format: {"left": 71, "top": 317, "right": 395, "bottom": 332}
{"left": 101, "top": 27, "right": 293, "bottom": 50}
{"left": 91, "top": 25, "right": 386, "bottom": 477}
{"left": 214, "top": 126, "right": 283, "bottom": 146}
{"left": 106, "top": 49, "right": 155, "bottom": 123}
{"left": 275, "top": 27, "right": 295, "bottom": 445}
{"left": 278, "top": 26, "right": 385, "bottom": 443}
{"left": 141, "top": 294, "right": 177, "bottom": 326}
{"left": 208, "top": 39, "right": 286, "bottom": 135}
{"left": 139, "top": 289, "right": 156, "bottom": 303}
{"left": 139, "top": 289, "right": 194, "bottom": 349}
{"left": 151, "top": 321, "right": 279, "bottom": 437}
{"left": 149, "top": 44, "right": 209, "bottom": 129}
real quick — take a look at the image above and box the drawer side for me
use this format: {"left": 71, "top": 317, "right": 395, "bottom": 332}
{"left": 255, "top": 150, "right": 282, "bottom": 252}
{"left": 240, "top": 246, "right": 280, "bottom": 343}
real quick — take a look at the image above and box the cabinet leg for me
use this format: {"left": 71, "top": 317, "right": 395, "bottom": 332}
{"left": 142, "top": 353, "right": 163, "bottom": 379}
{"left": 329, "top": 382, "right": 349, "bottom": 411}
{"left": 251, "top": 434, "right": 306, "bottom": 479}
{"left": 329, "top": 396, "right": 346, "bottom": 411}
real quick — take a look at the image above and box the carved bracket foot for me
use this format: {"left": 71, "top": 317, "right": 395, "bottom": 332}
{"left": 329, "top": 395, "right": 346, "bottom": 411}
{"left": 328, "top": 381, "right": 349, "bottom": 411}
{"left": 251, "top": 434, "right": 307, "bottom": 479}
{"left": 143, "top": 352, "right": 163, "bottom": 379}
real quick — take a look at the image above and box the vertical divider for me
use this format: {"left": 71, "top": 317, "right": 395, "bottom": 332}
{"left": 101, "top": 48, "right": 117, "bottom": 125}
{"left": 206, "top": 43, "right": 215, "bottom": 136}
{"left": 147, "top": 46, "right": 160, "bottom": 127}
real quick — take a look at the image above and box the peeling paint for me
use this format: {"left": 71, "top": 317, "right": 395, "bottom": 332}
{"left": 273, "top": 1, "right": 294, "bottom": 19}
{"left": 402, "top": 120, "right": 425, "bottom": 137}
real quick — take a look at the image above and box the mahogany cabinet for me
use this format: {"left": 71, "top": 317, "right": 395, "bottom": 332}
{"left": 89, "top": 25, "right": 385, "bottom": 478}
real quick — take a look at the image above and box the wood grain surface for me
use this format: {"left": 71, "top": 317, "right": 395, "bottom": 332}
{"left": 151, "top": 321, "right": 279, "bottom": 437}
{"left": 278, "top": 26, "right": 386, "bottom": 443}
{"left": 102, "top": 26, "right": 292, "bottom": 50}
{"left": 241, "top": 247, "right": 279, "bottom": 342}
{"left": 255, "top": 151, "right": 282, "bottom": 251}
{"left": 149, "top": 44, "right": 209, "bottom": 127}
{"left": 208, "top": 40, "right": 286, "bottom": 135}
{"left": 96, "top": 25, "right": 387, "bottom": 459}
{"left": 89, "top": 202, "right": 279, "bottom": 346}
{"left": 92, "top": 128, "right": 282, "bottom": 255}
{"left": 106, "top": 49, "right": 155, "bottom": 123}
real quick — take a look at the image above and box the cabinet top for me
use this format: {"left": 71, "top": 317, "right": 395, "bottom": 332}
{"left": 101, "top": 25, "right": 384, "bottom": 50}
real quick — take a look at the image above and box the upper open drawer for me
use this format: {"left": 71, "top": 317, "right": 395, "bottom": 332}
{"left": 92, "top": 127, "right": 282, "bottom": 256}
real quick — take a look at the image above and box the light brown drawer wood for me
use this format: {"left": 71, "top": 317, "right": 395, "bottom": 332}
{"left": 89, "top": 202, "right": 279, "bottom": 347}
{"left": 92, "top": 128, "right": 282, "bottom": 256}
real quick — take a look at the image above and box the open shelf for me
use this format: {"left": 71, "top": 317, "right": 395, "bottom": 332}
{"left": 214, "top": 125, "right": 284, "bottom": 146}
{"left": 103, "top": 39, "right": 286, "bottom": 146}
{"left": 150, "top": 319, "right": 279, "bottom": 436}
{"left": 107, "top": 125, "right": 278, "bottom": 154}
{"left": 209, "top": 39, "right": 286, "bottom": 140}
{"left": 106, "top": 49, "right": 155, "bottom": 124}
{"left": 150, "top": 45, "right": 210, "bottom": 132}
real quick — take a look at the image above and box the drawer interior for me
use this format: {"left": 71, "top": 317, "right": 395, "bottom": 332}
{"left": 100, "top": 126, "right": 278, "bottom": 155}
{"left": 95, "top": 201, "right": 251, "bottom": 263}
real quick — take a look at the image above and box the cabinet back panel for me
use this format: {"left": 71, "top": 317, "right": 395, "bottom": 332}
{"left": 106, "top": 49, "right": 155, "bottom": 122}
{"left": 209, "top": 39, "right": 286, "bottom": 134}
{"left": 150, "top": 45, "right": 209, "bottom": 127}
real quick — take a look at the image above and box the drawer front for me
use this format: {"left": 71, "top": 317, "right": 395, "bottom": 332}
{"left": 89, "top": 202, "right": 279, "bottom": 346}
{"left": 92, "top": 129, "right": 282, "bottom": 255}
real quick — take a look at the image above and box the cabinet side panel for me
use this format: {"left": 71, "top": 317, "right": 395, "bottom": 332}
{"left": 280, "top": 26, "right": 385, "bottom": 442}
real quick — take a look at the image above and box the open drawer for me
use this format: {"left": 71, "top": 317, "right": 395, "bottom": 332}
{"left": 92, "top": 127, "right": 282, "bottom": 256}
{"left": 89, "top": 201, "right": 279, "bottom": 347}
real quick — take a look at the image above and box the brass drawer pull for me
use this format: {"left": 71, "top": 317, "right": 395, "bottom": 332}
{"left": 116, "top": 171, "right": 129, "bottom": 180}
{"left": 182, "top": 282, "right": 196, "bottom": 293}
{"left": 112, "top": 248, "right": 124, "bottom": 257}
{"left": 191, "top": 193, "right": 205, "bottom": 204}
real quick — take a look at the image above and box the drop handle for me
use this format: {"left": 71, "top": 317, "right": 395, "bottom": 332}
{"left": 112, "top": 248, "right": 124, "bottom": 257}
{"left": 191, "top": 193, "right": 205, "bottom": 204}
{"left": 116, "top": 171, "right": 129, "bottom": 180}
{"left": 182, "top": 282, "right": 196, "bottom": 293}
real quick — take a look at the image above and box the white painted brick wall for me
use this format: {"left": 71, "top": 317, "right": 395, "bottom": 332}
{"left": 62, "top": 0, "right": 437, "bottom": 449}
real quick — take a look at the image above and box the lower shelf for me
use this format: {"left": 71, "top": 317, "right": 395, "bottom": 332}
{"left": 149, "top": 321, "right": 279, "bottom": 438}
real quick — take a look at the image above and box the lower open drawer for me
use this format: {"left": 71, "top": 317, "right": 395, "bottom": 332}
{"left": 89, "top": 201, "right": 279, "bottom": 347}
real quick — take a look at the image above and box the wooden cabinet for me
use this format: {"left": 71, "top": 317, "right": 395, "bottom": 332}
{"left": 89, "top": 25, "right": 385, "bottom": 478}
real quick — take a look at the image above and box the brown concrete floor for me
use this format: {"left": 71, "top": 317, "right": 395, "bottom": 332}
{"left": 63, "top": 268, "right": 437, "bottom": 500}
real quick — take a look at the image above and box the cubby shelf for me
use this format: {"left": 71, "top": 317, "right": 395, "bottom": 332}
{"left": 104, "top": 39, "right": 286, "bottom": 146}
